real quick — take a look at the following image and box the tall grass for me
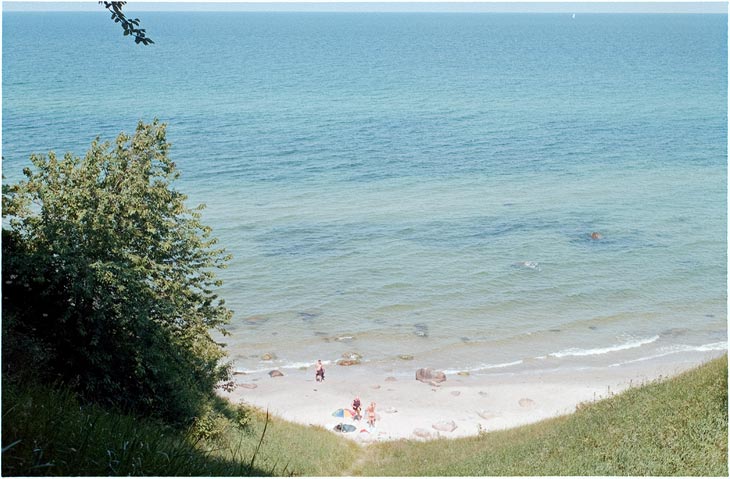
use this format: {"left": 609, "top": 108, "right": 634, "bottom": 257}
{"left": 352, "top": 355, "right": 728, "bottom": 476}
{"left": 3, "top": 356, "right": 726, "bottom": 476}
{"left": 2, "top": 381, "right": 360, "bottom": 476}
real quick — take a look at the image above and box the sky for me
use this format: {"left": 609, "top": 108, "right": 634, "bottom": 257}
{"left": 3, "top": 1, "right": 728, "bottom": 14}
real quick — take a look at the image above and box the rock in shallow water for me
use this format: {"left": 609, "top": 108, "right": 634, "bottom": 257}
{"left": 268, "top": 370, "right": 284, "bottom": 378}
{"left": 337, "top": 359, "right": 361, "bottom": 366}
{"left": 514, "top": 260, "right": 540, "bottom": 270}
{"left": 413, "top": 323, "right": 429, "bottom": 338}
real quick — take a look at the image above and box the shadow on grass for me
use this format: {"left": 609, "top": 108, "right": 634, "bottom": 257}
{"left": 2, "top": 379, "right": 276, "bottom": 477}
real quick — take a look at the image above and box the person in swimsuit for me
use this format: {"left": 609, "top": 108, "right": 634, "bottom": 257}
{"left": 366, "top": 401, "right": 376, "bottom": 427}
{"left": 315, "top": 360, "right": 325, "bottom": 382}
{"left": 352, "top": 396, "right": 362, "bottom": 420}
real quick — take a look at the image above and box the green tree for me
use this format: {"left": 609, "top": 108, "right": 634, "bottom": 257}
{"left": 2, "top": 121, "right": 232, "bottom": 423}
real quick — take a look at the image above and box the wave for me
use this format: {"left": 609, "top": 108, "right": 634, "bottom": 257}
{"left": 546, "top": 335, "right": 660, "bottom": 358}
{"left": 696, "top": 341, "right": 728, "bottom": 352}
{"left": 443, "top": 360, "right": 524, "bottom": 375}
{"left": 608, "top": 341, "right": 728, "bottom": 367}
{"left": 234, "top": 359, "right": 333, "bottom": 375}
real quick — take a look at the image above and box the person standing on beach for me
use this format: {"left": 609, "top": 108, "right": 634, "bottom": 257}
{"left": 366, "top": 401, "right": 376, "bottom": 428}
{"left": 315, "top": 360, "right": 325, "bottom": 382}
{"left": 352, "top": 396, "right": 362, "bottom": 420}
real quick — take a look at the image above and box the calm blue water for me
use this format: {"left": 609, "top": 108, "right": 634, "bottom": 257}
{"left": 3, "top": 12, "right": 727, "bottom": 375}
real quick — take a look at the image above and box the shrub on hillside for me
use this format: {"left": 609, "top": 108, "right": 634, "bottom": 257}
{"left": 2, "top": 121, "right": 233, "bottom": 424}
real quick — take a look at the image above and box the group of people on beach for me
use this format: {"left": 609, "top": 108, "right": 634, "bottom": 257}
{"left": 315, "top": 360, "right": 377, "bottom": 428}
{"left": 352, "top": 395, "right": 377, "bottom": 427}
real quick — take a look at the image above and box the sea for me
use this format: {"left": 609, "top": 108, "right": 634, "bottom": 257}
{"left": 3, "top": 11, "right": 727, "bottom": 377}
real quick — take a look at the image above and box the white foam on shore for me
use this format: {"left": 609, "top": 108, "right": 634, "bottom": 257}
{"left": 443, "top": 360, "right": 524, "bottom": 375}
{"left": 547, "top": 335, "right": 660, "bottom": 358}
{"left": 234, "top": 359, "right": 333, "bottom": 375}
{"left": 608, "top": 341, "right": 728, "bottom": 367}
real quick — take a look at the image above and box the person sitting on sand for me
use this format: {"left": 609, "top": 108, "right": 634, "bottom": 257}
{"left": 315, "top": 360, "right": 325, "bottom": 382}
{"left": 352, "top": 396, "right": 362, "bottom": 420}
{"left": 366, "top": 401, "right": 376, "bottom": 428}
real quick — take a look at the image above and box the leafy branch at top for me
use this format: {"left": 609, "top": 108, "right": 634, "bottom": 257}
{"left": 100, "top": 1, "right": 154, "bottom": 45}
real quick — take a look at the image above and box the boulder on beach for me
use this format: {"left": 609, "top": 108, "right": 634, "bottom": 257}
{"left": 268, "top": 370, "right": 284, "bottom": 377}
{"left": 519, "top": 398, "right": 536, "bottom": 408}
{"left": 413, "top": 428, "right": 432, "bottom": 439}
{"left": 477, "top": 410, "right": 497, "bottom": 420}
{"left": 416, "top": 368, "right": 446, "bottom": 384}
{"left": 432, "top": 420, "right": 457, "bottom": 432}
{"left": 261, "top": 353, "right": 276, "bottom": 361}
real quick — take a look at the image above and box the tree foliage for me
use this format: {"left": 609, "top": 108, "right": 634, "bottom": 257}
{"left": 101, "top": 1, "right": 154, "bottom": 45}
{"left": 2, "top": 121, "right": 232, "bottom": 423}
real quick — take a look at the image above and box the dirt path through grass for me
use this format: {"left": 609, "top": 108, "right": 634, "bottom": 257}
{"left": 341, "top": 444, "right": 373, "bottom": 476}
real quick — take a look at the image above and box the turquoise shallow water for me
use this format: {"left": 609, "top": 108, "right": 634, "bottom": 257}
{"left": 3, "top": 11, "right": 727, "bottom": 374}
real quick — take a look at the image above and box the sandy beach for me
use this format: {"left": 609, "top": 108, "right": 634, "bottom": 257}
{"left": 219, "top": 350, "right": 724, "bottom": 442}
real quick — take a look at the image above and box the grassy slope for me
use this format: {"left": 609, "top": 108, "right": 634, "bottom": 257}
{"left": 3, "top": 355, "right": 727, "bottom": 476}
{"left": 2, "top": 383, "right": 360, "bottom": 476}
{"left": 352, "top": 355, "right": 728, "bottom": 476}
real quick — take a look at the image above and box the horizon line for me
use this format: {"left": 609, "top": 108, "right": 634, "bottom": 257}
{"left": 3, "top": 2, "right": 728, "bottom": 14}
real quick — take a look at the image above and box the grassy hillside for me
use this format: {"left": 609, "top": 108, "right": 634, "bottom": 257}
{"left": 3, "top": 355, "right": 727, "bottom": 476}
{"left": 351, "top": 355, "right": 728, "bottom": 476}
{"left": 2, "top": 383, "right": 360, "bottom": 476}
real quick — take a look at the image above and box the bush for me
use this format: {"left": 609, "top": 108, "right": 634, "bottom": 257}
{"left": 2, "top": 121, "right": 233, "bottom": 424}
